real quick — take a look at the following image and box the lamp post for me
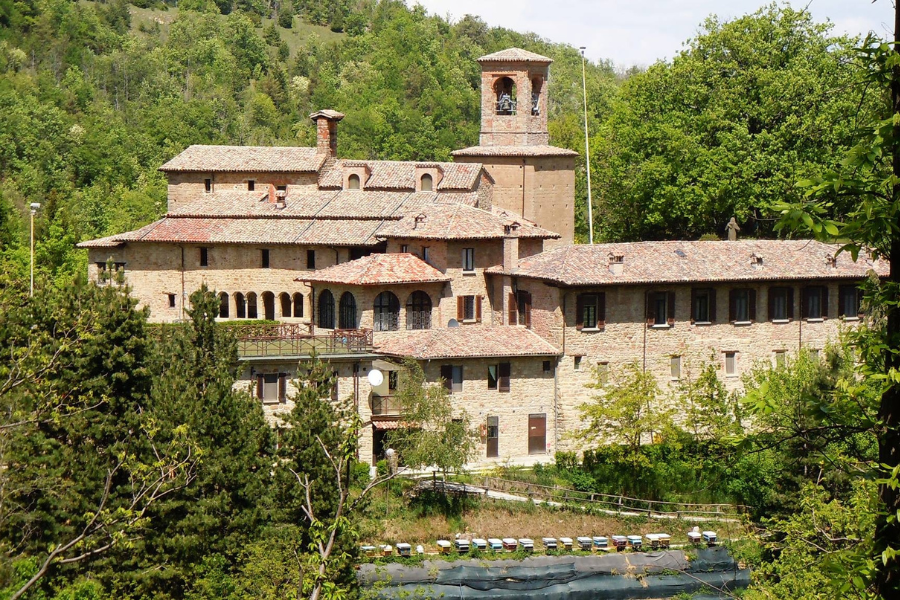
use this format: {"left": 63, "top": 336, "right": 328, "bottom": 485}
{"left": 580, "top": 47, "right": 594, "bottom": 245}
{"left": 29, "top": 202, "right": 40, "bottom": 297}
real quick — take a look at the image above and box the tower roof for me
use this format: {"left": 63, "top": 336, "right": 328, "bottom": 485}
{"left": 477, "top": 48, "right": 553, "bottom": 64}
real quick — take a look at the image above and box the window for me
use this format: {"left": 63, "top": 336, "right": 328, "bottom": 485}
{"left": 218, "top": 292, "right": 229, "bottom": 318}
{"left": 576, "top": 293, "right": 605, "bottom": 330}
{"left": 487, "top": 365, "right": 498, "bottom": 390}
{"left": 725, "top": 352, "right": 737, "bottom": 376}
{"left": 646, "top": 291, "right": 674, "bottom": 326}
{"left": 168, "top": 293, "right": 177, "bottom": 308}
{"left": 729, "top": 288, "right": 756, "bottom": 323}
{"left": 388, "top": 370, "right": 398, "bottom": 392}
{"left": 261, "top": 249, "right": 270, "bottom": 269}
{"left": 768, "top": 287, "right": 793, "bottom": 321}
{"left": 318, "top": 290, "right": 335, "bottom": 329}
{"left": 280, "top": 293, "right": 291, "bottom": 318}
{"left": 462, "top": 248, "right": 475, "bottom": 272}
{"left": 339, "top": 292, "right": 357, "bottom": 329}
{"left": 691, "top": 288, "right": 715, "bottom": 323}
{"left": 373, "top": 291, "right": 400, "bottom": 331}
{"left": 670, "top": 355, "right": 681, "bottom": 380}
{"left": 774, "top": 350, "right": 786, "bottom": 367}
{"left": 486, "top": 416, "right": 499, "bottom": 458}
{"left": 247, "top": 292, "right": 258, "bottom": 319}
{"left": 204, "top": 178, "right": 212, "bottom": 193}
{"left": 401, "top": 244, "right": 409, "bottom": 253}
{"left": 574, "top": 356, "right": 583, "bottom": 371}
{"left": 235, "top": 292, "right": 246, "bottom": 319}
{"left": 307, "top": 250, "right": 316, "bottom": 269}
{"left": 200, "top": 247, "right": 209, "bottom": 267}
{"left": 247, "top": 180, "right": 255, "bottom": 191}
{"left": 543, "top": 360, "right": 553, "bottom": 374}
{"left": 802, "top": 286, "right": 828, "bottom": 320}
{"left": 421, "top": 173, "right": 433, "bottom": 192}
{"left": 422, "top": 247, "right": 431, "bottom": 264}
{"left": 509, "top": 290, "right": 532, "bottom": 327}
{"left": 406, "top": 291, "right": 432, "bottom": 330}
{"left": 839, "top": 285, "right": 861, "bottom": 318}
{"left": 498, "top": 362, "right": 511, "bottom": 393}
{"left": 256, "top": 373, "right": 287, "bottom": 404}
{"left": 596, "top": 362, "right": 609, "bottom": 385}
{"left": 292, "top": 293, "right": 303, "bottom": 318}
{"left": 457, "top": 295, "right": 482, "bottom": 322}
{"left": 96, "top": 262, "right": 127, "bottom": 286}
{"left": 348, "top": 174, "right": 361, "bottom": 190}
{"left": 440, "top": 365, "right": 463, "bottom": 394}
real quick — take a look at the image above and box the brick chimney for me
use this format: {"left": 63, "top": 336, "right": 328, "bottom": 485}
{"left": 309, "top": 109, "right": 345, "bottom": 157}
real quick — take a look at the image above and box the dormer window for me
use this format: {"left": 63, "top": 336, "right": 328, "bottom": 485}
{"left": 420, "top": 173, "right": 433, "bottom": 192}
{"left": 348, "top": 174, "right": 361, "bottom": 190}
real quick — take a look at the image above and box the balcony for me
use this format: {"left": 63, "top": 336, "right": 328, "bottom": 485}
{"left": 371, "top": 394, "right": 401, "bottom": 417}
{"left": 235, "top": 324, "right": 375, "bottom": 358}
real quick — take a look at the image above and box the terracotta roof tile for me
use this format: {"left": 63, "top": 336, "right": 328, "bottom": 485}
{"left": 488, "top": 240, "right": 888, "bottom": 285}
{"left": 452, "top": 145, "right": 578, "bottom": 158}
{"left": 292, "top": 219, "right": 385, "bottom": 246}
{"left": 477, "top": 48, "right": 553, "bottom": 64}
{"left": 377, "top": 204, "right": 559, "bottom": 241}
{"left": 159, "top": 145, "right": 326, "bottom": 173}
{"left": 376, "top": 327, "right": 560, "bottom": 360}
{"left": 298, "top": 253, "right": 450, "bottom": 285}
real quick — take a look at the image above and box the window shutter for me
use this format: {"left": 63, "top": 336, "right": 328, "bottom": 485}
{"left": 575, "top": 294, "right": 585, "bottom": 330}
{"left": 278, "top": 374, "right": 287, "bottom": 402}
{"left": 666, "top": 291, "right": 676, "bottom": 325}
{"left": 838, "top": 285, "right": 847, "bottom": 317}
{"left": 440, "top": 365, "right": 453, "bottom": 392}
{"left": 645, "top": 291, "right": 654, "bottom": 326}
{"left": 767, "top": 287, "right": 775, "bottom": 321}
{"left": 821, "top": 286, "right": 829, "bottom": 319}
{"left": 710, "top": 289, "right": 717, "bottom": 322}
{"left": 690, "top": 288, "right": 697, "bottom": 324}
{"left": 256, "top": 375, "right": 263, "bottom": 399}
{"left": 508, "top": 292, "right": 517, "bottom": 325}
{"left": 524, "top": 293, "right": 532, "bottom": 329}
{"left": 598, "top": 292, "right": 606, "bottom": 328}
{"left": 498, "top": 362, "right": 511, "bottom": 393}
{"left": 476, "top": 295, "right": 483, "bottom": 322}
{"left": 787, "top": 287, "right": 794, "bottom": 320}
{"left": 457, "top": 296, "right": 464, "bottom": 321}
{"left": 800, "top": 288, "right": 809, "bottom": 319}
{"left": 729, "top": 289, "right": 737, "bottom": 322}
{"left": 749, "top": 289, "right": 757, "bottom": 322}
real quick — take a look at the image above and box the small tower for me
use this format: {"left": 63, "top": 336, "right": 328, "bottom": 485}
{"left": 477, "top": 48, "right": 551, "bottom": 146}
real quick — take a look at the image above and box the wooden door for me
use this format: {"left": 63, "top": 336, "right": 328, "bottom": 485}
{"left": 528, "top": 414, "right": 546, "bottom": 455}
{"left": 486, "top": 416, "right": 499, "bottom": 458}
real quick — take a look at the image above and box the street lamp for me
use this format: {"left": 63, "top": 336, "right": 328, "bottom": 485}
{"left": 29, "top": 202, "right": 40, "bottom": 297}
{"left": 580, "top": 47, "right": 594, "bottom": 245}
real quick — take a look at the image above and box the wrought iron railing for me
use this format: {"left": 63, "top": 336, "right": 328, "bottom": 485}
{"left": 406, "top": 312, "right": 431, "bottom": 330}
{"left": 371, "top": 394, "right": 401, "bottom": 416}
{"left": 236, "top": 324, "right": 374, "bottom": 358}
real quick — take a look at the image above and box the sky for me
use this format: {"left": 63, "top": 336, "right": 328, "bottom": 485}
{"left": 410, "top": 0, "right": 895, "bottom": 67}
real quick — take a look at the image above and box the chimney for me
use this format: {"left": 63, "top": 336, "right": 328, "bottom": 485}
{"left": 309, "top": 109, "right": 345, "bottom": 157}
{"left": 608, "top": 253, "right": 624, "bottom": 276}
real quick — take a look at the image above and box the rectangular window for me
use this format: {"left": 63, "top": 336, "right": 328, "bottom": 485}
{"left": 515, "top": 291, "right": 532, "bottom": 327}
{"left": 774, "top": 350, "right": 786, "bottom": 367}
{"left": 261, "top": 249, "right": 270, "bottom": 269}
{"left": 487, "top": 365, "right": 498, "bottom": 390}
{"left": 257, "top": 373, "right": 286, "bottom": 404}
{"left": 168, "top": 293, "right": 176, "bottom": 308}
{"left": 731, "top": 289, "right": 750, "bottom": 322}
{"left": 422, "top": 247, "right": 431, "bottom": 264}
{"left": 769, "top": 287, "right": 792, "bottom": 321}
{"left": 441, "top": 365, "right": 463, "bottom": 394}
{"left": 802, "top": 286, "right": 827, "bottom": 320}
{"left": 577, "top": 294, "right": 603, "bottom": 330}
{"left": 725, "top": 352, "right": 737, "bottom": 376}
{"left": 670, "top": 356, "right": 681, "bottom": 380}
{"left": 307, "top": 249, "right": 316, "bottom": 269}
{"left": 839, "top": 285, "right": 860, "bottom": 318}
{"left": 200, "top": 247, "right": 208, "bottom": 267}
{"left": 457, "top": 295, "right": 482, "bottom": 323}
{"left": 574, "top": 356, "right": 583, "bottom": 371}
{"left": 692, "top": 288, "right": 714, "bottom": 323}
{"left": 388, "top": 370, "right": 398, "bottom": 391}
{"left": 247, "top": 180, "right": 255, "bottom": 191}
{"left": 597, "top": 362, "right": 609, "bottom": 385}
{"left": 464, "top": 295, "right": 475, "bottom": 320}
{"left": 647, "top": 291, "right": 674, "bottom": 326}
{"left": 462, "top": 248, "right": 475, "bottom": 272}
{"left": 204, "top": 178, "right": 212, "bottom": 193}
{"left": 498, "top": 362, "right": 511, "bottom": 393}
{"left": 486, "top": 416, "right": 499, "bottom": 458}
{"left": 401, "top": 244, "right": 409, "bottom": 253}
{"left": 543, "top": 360, "right": 552, "bottom": 374}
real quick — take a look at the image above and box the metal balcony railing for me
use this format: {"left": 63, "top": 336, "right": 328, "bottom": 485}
{"left": 236, "top": 324, "right": 374, "bottom": 358}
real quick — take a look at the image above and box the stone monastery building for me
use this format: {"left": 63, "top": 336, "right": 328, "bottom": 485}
{"left": 80, "top": 48, "right": 885, "bottom": 466}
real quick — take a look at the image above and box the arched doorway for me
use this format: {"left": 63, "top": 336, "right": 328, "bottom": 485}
{"left": 280, "top": 292, "right": 291, "bottom": 318}
{"left": 235, "top": 292, "right": 246, "bottom": 319}
{"left": 318, "top": 290, "right": 335, "bottom": 329}
{"left": 218, "top": 292, "right": 230, "bottom": 319}
{"left": 262, "top": 291, "right": 275, "bottom": 321}
{"left": 292, "top": 292, "right": 304, "bottom": 317}
{"left": 247, "top": 292, "right": 258, "bottom": 319}
{"left": 339, "top": 292, "right": 357, "bottom": 329}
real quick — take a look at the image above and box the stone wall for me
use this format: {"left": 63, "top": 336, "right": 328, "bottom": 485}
{"left": 166, "top": 171, "right": 319, "bottom": 206}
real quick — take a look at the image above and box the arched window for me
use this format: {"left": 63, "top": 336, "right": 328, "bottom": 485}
{"left": 406, "top": 291, "right": 432, "bottom": 330}
{"left": 218, "top": 292, "right": 230, "bottom": 319}
{"left": 420, "top": 173, "right": 433, "bottom": 192}
{"left": 318, "top": 290, "right": 335, "bottom": 329}
{"left": 262, "top": 291, "right": 275, "bottom": 321}
{"left": 247, "top": 292, "right": 258, "bottom": 319}
{"left": 280, "top": 293, "right": 291, "bottom": 318}
{"left": 235, "top": 292, "right": 246, "bottom": 319}
{"left": 494, "top": 76, "right": 516, "bottom": 115}
{"left": 348, "top": 174, "right": 361, "bottom": 190}
{"left": 373, "top": 291, "right": 400, "bottom": 331}
{"left": 339, "top": 292, "right": 357, "bottom": 329}
{"left": 292, "top": 292, "right": 304, "bottom": 317}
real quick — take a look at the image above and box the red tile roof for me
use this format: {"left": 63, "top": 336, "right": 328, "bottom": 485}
{"left": 376, "top": 327, "right": 560, "bottom": 359}
{"left": 452, "top": 145, "right": 578, "bottom": 158}
{"left": 477, "top": 48, "right": 553, "bottom": 64}
{"left": 377, "top": 204, "right": 559, "bottom": 240}
{"left": 317, "top": 160, "right": 483, "bottom": 190}
{"left": 298, "top": 253, "right": 450, "bottom": 286}
{"left": 487, "top": 240, "right": 888, "bottom": 285}
{"left": 159, "top": 145, "right": 326, "bottom": 173}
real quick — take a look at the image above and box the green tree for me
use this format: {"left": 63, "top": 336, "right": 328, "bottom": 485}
{"left": 679, "top": 358, "right": 743, "bottom": 439}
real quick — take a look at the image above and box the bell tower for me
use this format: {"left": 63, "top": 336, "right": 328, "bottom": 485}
{"left": 477, "top": 48, "right": 551, "bottom": 146}
{"left": 453, "top": 48, "right": 577, "bottom": 247}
